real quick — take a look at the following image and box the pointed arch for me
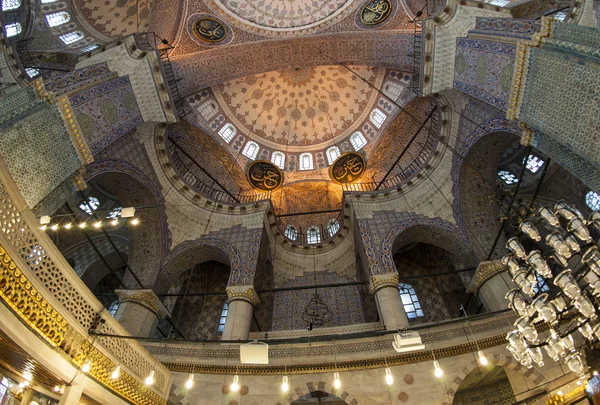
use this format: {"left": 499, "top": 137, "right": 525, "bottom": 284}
{"left": 274, "top": 380, "right": 361, "bottom": 405}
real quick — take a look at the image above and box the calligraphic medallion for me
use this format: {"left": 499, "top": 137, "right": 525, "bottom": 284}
{"left": 193, "top": 18, "right": 227, "bottom": 42}
{"left": 360, "top": 0, "right": 393, "bottom": 25}
{"left": 247, "top": 160, "right": 284, "bottom": 192}
{"left": 329, "top": 152, "right": 367, "bottom": 184}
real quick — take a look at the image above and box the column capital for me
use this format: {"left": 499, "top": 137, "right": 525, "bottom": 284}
{"left": 115, "top": 289, "right": 168, "bottom": 318}
{"left": 466, "top": 260, "right": 505, "bottom": 294}
{"left": 226, "top": 285, "right": 259, "bottom": 306}
{"left": 370, "top": 272, "right": 400, "bottom": 294}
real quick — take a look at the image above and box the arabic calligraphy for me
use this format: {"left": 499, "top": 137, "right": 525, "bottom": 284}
{"left": 194, "top": 18, "right": 226, "bottom": 42}
{"left": 360, "top": 0, "right": 392, "bottom": 25}
{"left": 329, "top": 152, "right": 367, "bottom": 184}
{"left": 247, "top": 160, "right": 284, "bottom": 191}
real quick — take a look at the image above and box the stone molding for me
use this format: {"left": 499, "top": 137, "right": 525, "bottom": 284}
{"left": 115, "top": 289, "right": 169, "bottom": 318}
{"left": 370, "top": 272, "right": 400, "bottom": 293}
{"left": 226, "top": 285, "right": 260, "bottom": 306}
{"left": 466, "top": 260, "right": 505, "bottom": 294}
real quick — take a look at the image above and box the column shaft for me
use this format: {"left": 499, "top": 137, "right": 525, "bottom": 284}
{"left": 221, "top": 299, "right": 253, "bottom": 341}
{"left": 58, "top": 384, "right": 84, "bottom": 405}
{"left": 375, "top": 285, "right": 410, "bottom": 330}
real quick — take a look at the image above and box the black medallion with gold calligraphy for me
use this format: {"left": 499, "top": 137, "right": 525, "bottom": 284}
{"left": 329, "top": 152, "right": 367, "bottom": 184}
{"left": 247, "top": 160, "right": 284, "bottom": 192}
{"left": 193, "top": 18, "right": 227, "bottom": 42}
{"left": 360, "top": 0, "right": 393, "bottom": 25}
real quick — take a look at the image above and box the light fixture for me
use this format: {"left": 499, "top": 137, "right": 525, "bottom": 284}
{"left": 594, "top": 371, "right": 598, "bottom": 376}
{"left": 53, "top": 385, "right": 60, "bottom": 392}
{"left": 93, "top": 221, "right": 102, "bottom": 228}
{"left": 130, "top": 218, "right": 140, "bottom": 226}
{"left": 281, "top": 375, "right": 289, "bottom": 392}
{"left": 39, "top": 215, "right": 51, "bottom": 225}
{"left": 64, "top": 222, "right": 72, "bottom": 229}
{"left": 121, "top": 207, "right": 136, "bottom": 218}
{"left": 478, "top": 351, "right": 488, "bottom": 366}
{"left": 111, "top": 218, "right": 119, "bottom": 226}
{"left": 50, "top": 224, "right": 59, "bottom": 231}
{"left": 185, "top": 373, "right": 194, "bottom": 389}
{"left": 40, "top": 225, "right": 47, "bottom": 231}
{"left": 557, "top": 390, "right": 563, "bottom": 396}
{"left": 433, "top": 360, "right": 443, "bottom": 378}
{"left": 144, "top": 370, "right": 155, "bottom": 386}
{"left": 384, "top": 367, "right": 394, "bottom": 385}
{"left": 230, "top": 375, "right": 240, "bottom": 392}
{"left": 78, "top": 222, "right": 86, "bottom": 229}
{"left": 111, "top": 365, "right": 120, "bottom": 380}
{"left": 333, "top": 372, "right": 341, "bottom": 389}
{"left": 81, "top": 360, "right": 91, "bottom": 373}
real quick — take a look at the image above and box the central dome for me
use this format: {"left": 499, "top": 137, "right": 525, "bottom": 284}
{"left": 210, "top": 0, "right": 357, "bottom": 32}
{"left": 212, "top": 65, "right": 386, "bottom": 152}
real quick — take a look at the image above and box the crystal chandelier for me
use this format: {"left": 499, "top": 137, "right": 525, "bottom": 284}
{"left": 504, "top": 201, "right": 600, "bottom": 376}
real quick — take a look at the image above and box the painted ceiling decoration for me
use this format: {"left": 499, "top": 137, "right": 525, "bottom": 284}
{"left": 73, "top": 0, "right": 153, "bottom": 39}
{"left": 212, "top": 65, "right": 386, "bottom": 152}
{"left": 193, "top": 17, "right": 228, "bottom": 42}
{"left": 329, "top": 152, "right": 367, "bottom": 184}
{"left": 206, "top": 0, "right": 361, "bottom": 36}
{"left": 359, "top": 0, "right": 394, "bottom": 25}
{"left": 246, "top": 160, "right": 284, "bottom": 191}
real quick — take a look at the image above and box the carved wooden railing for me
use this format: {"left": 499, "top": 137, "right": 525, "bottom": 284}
{"left": 0, "top": 154, "right": 170, "bottom": 405}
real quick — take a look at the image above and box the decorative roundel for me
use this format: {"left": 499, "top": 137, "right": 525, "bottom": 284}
{"left": 246, "top": 160, "right": 284, "bottom": 192}
{"left": 188, "top": 14, "right": 234, "bottom": 46}
{"left": 329, "top": 152, "right": 367, "bottom": 184}
{"left": 355, "top": 0, "right": 397, "bottom": 29}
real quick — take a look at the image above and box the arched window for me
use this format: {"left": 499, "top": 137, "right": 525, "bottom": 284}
{"left": 2, "top": 0, "right": 21, "bottom": 11}
{"left": 370, "top": 108, "right": 387, "bottom": 129}
{"left": 107, "top": 300, "right": 119, "bottom": 316}
{"left": 326, "top": 219, "right": 340, "bottom": 237}
{"left": 306, "top": 226, "right": 321, "bottom": 244}
{"left": 217, "top": 302, "right": 228, "bottom": 332}
{"left": 198, "top": 101, "right": 218, "bottom": 121}
{"left": 525, "top": 154, "right": 544, "bottom": 173}
{"left": 350, "top": 131, "right": 367, "bottom": 151}
{"left": 299, "top": 153, "right": 313, "bottom": 171}
{"left": 5, "top": 22, "right": 22, "bottom": 38}
{"left": 46, "top": 11, "right": 70, "bottom": 27}
{"left": 586, "top": 191, "right": 600, "bottom": 211}
{"left": 498, "top": 170, "right": 518, "bottom": 185}
{"left": 242, "top": 141, "right": 259, "bottom": 160}
{"left": 284, "top": 224, "right": 298, "bottom": 241}
{"left": 218, "top": 123, "right": 236, "bottom": 143}
{"left": 41, "top": 0, "right": 57, "bottom": 3}
{"left": 383, "top": 81, "right": 403, "bottom": 101}
{"left": 398, "top": 283, "right": 423, "bottom": 319}
{"left": 25, "top": 68, "right": 40, "bottom": 78}
{"left": 326, "top": 146, "right": 340, "bottom": 165}
{"left": 80, "top": 44, "right": 99, "bottom": 52}
{"left": 271, "top": 151, "right": 285, "bottom": 169}
{"left": 106, "top": 207, "right": 122, "bottom": 220}
{"left": 79, "top": 196, "right": 100, "bottom": 215}
{"left": 59, "top": 31, "right": 84, "bottom": 45}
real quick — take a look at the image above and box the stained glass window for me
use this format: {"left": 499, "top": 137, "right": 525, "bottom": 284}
{"left": 242, "top": 141, "right": 259, "bottom": 160}
{"left": 218, "top": 302, "right": 228, "bottom": 332}
{"left": 46, "top": 11, "right": 70, "bottom": 27}
{"left": 107, "top": 208, "right": 122, "bottom": 219}
{"left": 525, "top": 155, "right": 544, "bottom": 173}
{"left": 370, "top": 108, "right": 386, "bottom": 129}
{"left": 5, "top": 22, "right": 22, "bottom": 38}
{"left": 218, "top": 123, "right": 236, "bottom": 143}
{"left": 326, "top": 219, "right": 340, "bottom": 237}
{"left": 586, "top": 191, "right": 600, "bottom": 211}
{"left": 271, "top": 151, "right": 285, "bottom": 169}
{"left": 79, "top": 196, "right": 100, "bottom": 215}
{"left": 307, "top": 226, "right": 321, "bottom": 244}
{"left": 350, "top": 131, "right": 367, "bottom": 151}
{"left": 108, "top": 300, "right": 119, "bottom": 316}
{"left": 498, "top": 170, "right": 518, "bottom": 185}
{"left": 59, "top": 31, "right": 84, "bottom": 45}
{"left": 326, "top": 146, "right": 340, "bottom": 165}
{"left": 398, "top": 283, "right": 423, "bottom": 319}
{"left": 299, "top": 153, "right": 313, "bottom": 170}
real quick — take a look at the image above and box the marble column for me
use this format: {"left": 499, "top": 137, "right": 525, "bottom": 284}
{"left": 58, "top": 383, "right": 84, "bottom": 405}
{"left": 19, "top": 388, "right": 33, "bottom": 405}
{"left": 467, "top": 260, "right": 514, "bottom": 312}
{"left": 371, "top": 273, "right": 409, "bottom": 330}
{"left": 114, "top": 290, "right": 168, "bottom": 337}
{"left": 221, "top": 286, "right": 259, "bottom": 341}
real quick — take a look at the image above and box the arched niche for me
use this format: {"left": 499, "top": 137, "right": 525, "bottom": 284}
{"left": 275, "top": 381, "right": 361, "bottom": 405}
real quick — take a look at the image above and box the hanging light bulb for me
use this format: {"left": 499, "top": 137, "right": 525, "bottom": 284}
{"left": 50, "top": 224, "right": 59, "bottom": 231}
{"left": 78, "top": 222, "right": 86, "bottom": 229}
{"left": 230, "top": 375, "right": 240, "bottom": 392}
{"left": 81, "top": 360, "right": 91, "bottom": 373}
{"left": 53, "top": 385, "right": 60, "bottom": 392}
{"left": 281, "top": 375, "right": 289, "bottom": 392}
{"left": 93, "top": 221, "right": 102, "bottom": 229}
{"left": 538, "top": 206, "right": 560, "bottom": 227}
{"left": 144, "top": 370, "right": 155, "bottom": 386}
{"left": 384, "top": 367, "right": 394, "bottom": 385}
{"left": 506, "top": 237, "right": 527, "bottom": 259}
{"left": 130, "top": 218, "right": 140, "bottom": 226}
{"left": 333, "top": 372, "right": 341, "bottom": 389}
{"left": 40, "top": 225, "right": 47, "bottom": 231}
{"left": 519, "top": 220, "right": 541, "bottom": 241}
{"left": 64, "top": 222, "right": 72, "bottom": 230}
{"left": 477, "top": 351, "right": 488, "bottom": 366}
{"left": 567, "top": 217, "right": 592, "bottom": 243}
{"left": 185, "top": 373, "right": 194, "bottom": 389}
{"left": 111, "top": 365, "right": 120, "bottom": 380}
{"left": 433, "top": 360, "right": 443, "bottom": 377}
{"left": 111, "top": 218, "right": 119, "bottom": 226}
